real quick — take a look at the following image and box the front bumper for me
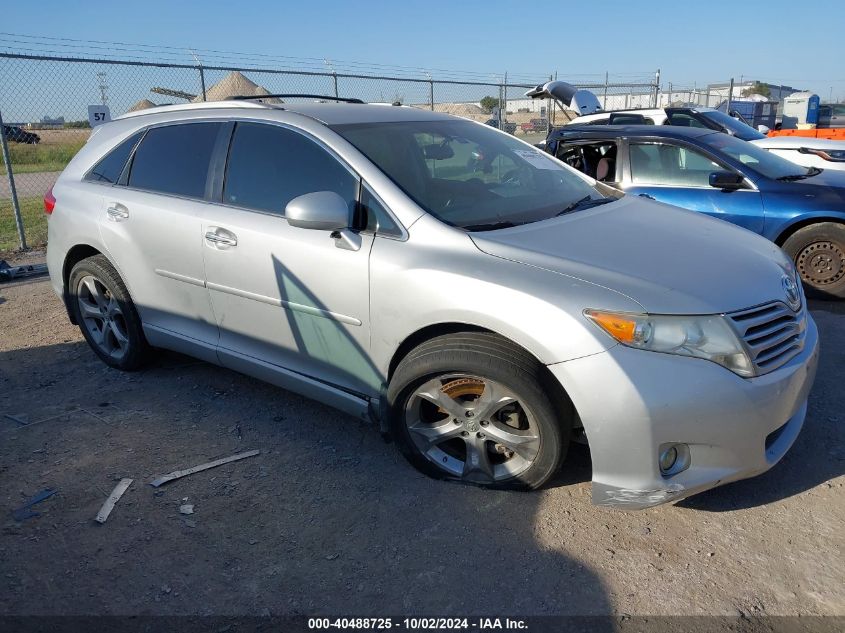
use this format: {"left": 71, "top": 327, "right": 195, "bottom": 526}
{"left": 548, "top": 314, "right": 819, "bottom": 509}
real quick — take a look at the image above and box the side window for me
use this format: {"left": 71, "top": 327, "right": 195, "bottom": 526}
{"left": 556, "top": 141, "right": 618, "bottom": 181}
{"left": 224, "top": 122, "right": 357, "bottom": 216}
{"left": 666, "top": 112, "right": 709, "bottom": 129}
{"left": 630, "top": 143, "right": 723, "bottom": 187}
{"left": 128, "top": 122, "right": 221, "bottom": 198}
{"left": 85, "top": 131, "right": 143, "bottom": 184}
{"left": 360, "top": 184, "right": 402, "bottom": 237}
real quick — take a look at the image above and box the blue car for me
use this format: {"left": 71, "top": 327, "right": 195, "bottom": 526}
{"left": 544, "top": 125, "right": 845, "bottom": 298}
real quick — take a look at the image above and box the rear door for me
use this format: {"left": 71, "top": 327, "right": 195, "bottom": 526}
{"left": 98, "top": 121, "right": 222, "bottom": 357}
{"left": 622, "top": 139, "right": 765, "bottom": 233}
{"left": 199, "top": 121, "right": 378, "bottom": 396}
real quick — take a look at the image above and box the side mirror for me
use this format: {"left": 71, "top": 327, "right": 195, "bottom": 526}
{"left": 285, "top": 191, "right": 350, "bottom": 231}
{"left": 709, "top": 171, "right": 745, "bottom": 190}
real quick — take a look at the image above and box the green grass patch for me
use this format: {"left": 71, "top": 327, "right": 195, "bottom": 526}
{"left": 1, "top": 141, "right": 85, "bottom": 175}
{"left": 0, "top": 196, "right": 47, "bottom": 251}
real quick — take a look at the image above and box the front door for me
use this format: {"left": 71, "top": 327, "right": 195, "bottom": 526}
{"left": 623, "top": 140, "right": 765, "bottom": 234}
{"left": 200, "top": 122, "right": 379, "bottom": 397}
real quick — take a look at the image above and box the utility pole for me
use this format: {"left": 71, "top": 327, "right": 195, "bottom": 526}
{"left": 96, "top": 72, "right": 109, "bottom": 106}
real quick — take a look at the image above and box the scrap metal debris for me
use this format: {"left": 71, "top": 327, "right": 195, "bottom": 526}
{"left": 149, "top": 449, "right": 260, "bottom": 488}
{"left": 95, "top": 478, "right": 133, "bottom": 524}
{"left": 12, "top": 488, "right": 57, "bottom": 521}
{"left": 179, "top": 504, "right": 194, "bottom": 515}
{"left": 3, "top": 413, "right": 28, "bottom": 426}
{"left": 0, "top": 260, "right": 48, "bottom": 283}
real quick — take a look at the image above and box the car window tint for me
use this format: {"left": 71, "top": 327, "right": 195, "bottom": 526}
{"left": 86, "top": 131, "right": 143, "bottom": 184}
{"left": 224, "top": 122, "right": 357, "bottom": 215}
{"left": 128, "top": 123, "right": 221, "bottom": 198}
{"left": 360, "top": 184, "right": 402, "bottom": 237}
{"left": 667, "top": 112, "right": 709, "bottom": 129}
{"left": 630, "top": 143, "right": 722, "bottom": 186}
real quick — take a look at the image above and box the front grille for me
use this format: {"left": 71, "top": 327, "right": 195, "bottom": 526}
{"left": 728, "top": 301, "right": 806, "bottom": 375}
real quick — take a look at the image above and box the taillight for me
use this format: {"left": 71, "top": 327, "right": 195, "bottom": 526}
{"left": 44, "top": 187, "right": 56, "bottom": 215}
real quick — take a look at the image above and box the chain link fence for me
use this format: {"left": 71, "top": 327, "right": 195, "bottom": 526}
{"left": 0, "top": 52, "right": 658, "bottom": 251}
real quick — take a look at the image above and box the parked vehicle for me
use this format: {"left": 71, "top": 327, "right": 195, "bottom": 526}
{"left": 545, "top": 124, "right": 845, "bottom": 297}
{"left": 46, "top": 98, "right": 817, "bottom": 509}
{"left": 752, "top": 136, "right": 845, "bottom": 172}
{"left": 572, "top": 106, "right": 767, "bottom": 141}
{"left": 484, "top": 118, "right": 517, "bottom": 135}
{"left": 818, "top": 103, "right": 845, "bottom": 129}
{"left": 520, "top": 118, "right": 549, "bottom": 134}
{"left": 2, "top": 124, "right": 40, "bottom": 144}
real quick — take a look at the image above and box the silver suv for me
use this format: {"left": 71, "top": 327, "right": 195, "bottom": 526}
{"left": 46, "top": 98, "right": 818, "bottom": 509}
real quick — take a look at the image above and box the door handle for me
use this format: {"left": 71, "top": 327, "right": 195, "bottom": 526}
{"left": 204, "top": 229, "right": 238, "bottom": 248}
{"left": 106, "top": 203, "right": 129, "bottom": 221}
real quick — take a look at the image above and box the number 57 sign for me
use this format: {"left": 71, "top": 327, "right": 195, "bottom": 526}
{"left": 88, "top": 105, "right": 112, "bottom": 127}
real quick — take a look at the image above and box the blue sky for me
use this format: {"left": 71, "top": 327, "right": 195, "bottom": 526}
{"left": 2, "top": 0, "right": 844, "bottom": 102}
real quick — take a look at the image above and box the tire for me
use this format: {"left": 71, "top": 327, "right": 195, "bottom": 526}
{"left": 387, "top": 332, "right": 571, "bottom": 491}
{"left": 68, "top": 254, "right": 152, "bottom": 370}
{"left": 782, "top": 222, "right": 845, "bottom": 299}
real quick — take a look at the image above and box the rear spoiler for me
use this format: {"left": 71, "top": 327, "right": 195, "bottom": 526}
{"left": 525, "top": 81, "right": 603, "bottom": 116}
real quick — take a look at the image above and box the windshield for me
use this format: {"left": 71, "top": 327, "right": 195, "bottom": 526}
{"left": 699, "top": 110, "right": 765, "bottom": 141}
{"left": 332, "top": 119, "right": 606, "bottom": 230}
{"left": 702, "top": 133, "right": 811, "bottom": 180}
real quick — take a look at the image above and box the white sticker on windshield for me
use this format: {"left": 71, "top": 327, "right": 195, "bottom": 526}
{"left": 513, "top": 149, "right": 558, "bottom": 170}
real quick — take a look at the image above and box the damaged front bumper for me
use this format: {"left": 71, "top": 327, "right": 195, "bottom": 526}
{"left": 548, "top": 315, "right": 819, "bottom": 510}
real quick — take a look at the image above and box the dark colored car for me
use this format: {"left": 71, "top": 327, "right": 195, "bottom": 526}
{"left": 484, "top": 118, "right": 517, "bottom": 135}
{"left": 3, "top": 125, "right": 40, "bottom": 144}
{"left": 544, "top": 124, "right": 845, "bottom": 297}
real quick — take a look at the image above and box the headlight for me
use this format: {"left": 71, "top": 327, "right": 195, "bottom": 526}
{"left": 584, "top": 309, "right": 754, "bottom": 377}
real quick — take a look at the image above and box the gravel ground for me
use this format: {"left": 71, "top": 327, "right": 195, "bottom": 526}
{"left": 0, "top": 273, "right": 843, "bottom": 618}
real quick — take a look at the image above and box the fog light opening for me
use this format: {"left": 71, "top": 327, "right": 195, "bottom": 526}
{"left": 658, "top": 443, "right": 690, "bottom": 476}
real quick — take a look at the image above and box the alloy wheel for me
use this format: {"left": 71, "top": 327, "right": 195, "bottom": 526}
{"left": 76, "top": 275, "right": 130, "bottom": 361}
{"left": 404, "top": 374, "right": 541, "bottom": 483}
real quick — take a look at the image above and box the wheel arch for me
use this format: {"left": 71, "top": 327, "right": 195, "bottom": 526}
{"left": 385, "top": 322, "right": 576, "bottom": 434}
{"left": 775, "top": 215, "right": 845, "bottom": 246}
{"left": 62, "top": 244, "right": 108, "bottom": 324}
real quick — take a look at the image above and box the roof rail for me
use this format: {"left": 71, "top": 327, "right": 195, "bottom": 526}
{"left": 231, "top": 94, "right": 365, "bottom": 104}
{"left": 117, "top": 100, "right": 275, "bottom": 120}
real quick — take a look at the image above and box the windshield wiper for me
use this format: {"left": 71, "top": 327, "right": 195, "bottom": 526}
{"left": 555, "top": 196, "right": 614, "bottom": 217}
{"left": 777, "top": 166, "right": 823, "bottom": 181}
{"left": 463, "top": 221, "right": 518, "bottom": 232}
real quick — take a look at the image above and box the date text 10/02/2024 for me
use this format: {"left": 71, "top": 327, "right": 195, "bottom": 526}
{"left": 307, "top": 618, "right": 529, "bottom": 630}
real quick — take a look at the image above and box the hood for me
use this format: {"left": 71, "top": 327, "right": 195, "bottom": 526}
{"left": 470, "top": 197, "right": 794, "bottom": 315}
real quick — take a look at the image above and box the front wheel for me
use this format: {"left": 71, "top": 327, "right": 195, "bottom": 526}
{"left": 782, "top": 222, "right": 845, "bottom": 299}
{"left": 387, "top": 332, "right": 570, "bottom": 490}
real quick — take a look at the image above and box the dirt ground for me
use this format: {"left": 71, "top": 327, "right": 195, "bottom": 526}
{"left": 0, "top": 266, "right": 843, "bottom": 618}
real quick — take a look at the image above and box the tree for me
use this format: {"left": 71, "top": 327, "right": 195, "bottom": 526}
{"left": 479, "top": 95, "right": 501, "bottom": 113}
{"left": 741, "top": 82, "right": 771, "bottom": 98}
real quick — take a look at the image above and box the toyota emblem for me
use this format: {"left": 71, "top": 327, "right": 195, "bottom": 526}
{"left": 782, "top": 274, "right": 801, "bottom": 311}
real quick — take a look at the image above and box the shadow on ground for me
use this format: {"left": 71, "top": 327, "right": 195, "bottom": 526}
{"left": 0, "top": 340, "right": 611, "bottom": 618}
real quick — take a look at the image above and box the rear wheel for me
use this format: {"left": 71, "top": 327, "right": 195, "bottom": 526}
{"left": 387, "top": 332, "right": 570, "bottom": 490}
{"left": 782, "top": 222, "right": 845, "bottom": 299}
{"left": 68, "top": 255, "right": 152, "bottom": 370}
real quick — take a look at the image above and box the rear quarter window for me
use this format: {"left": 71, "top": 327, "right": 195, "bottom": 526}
{"left": 85, "top": 131, "right": 143, "bottom": 184}
{"left": 127, "top": 122, "right": 222, "bottom": 198}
